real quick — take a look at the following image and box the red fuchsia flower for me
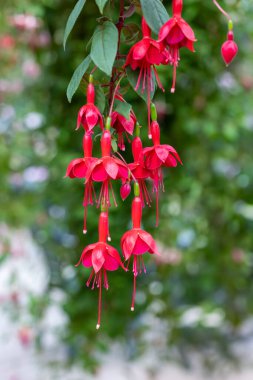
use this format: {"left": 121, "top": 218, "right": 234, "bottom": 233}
{"left": 85, "top": 123, "right": 129, "bottom": 208}
{"left": 142, "top": 120, "right": 182, "bottom": 226}
{"left": 111, "top": 109, "right": 136, "bottom": 151}
{"left": 121, "top": 183, "right": 159, "bottom": 311}
{"left": 65, "top": 133, "right": 97, "bottom": 234}
{"left": 125, "top": 17, "right": 169, "bottom": 137}
{"left": 76, "top": 210, "right": 126, "bottom": 329}
{"left": 158, "top": 0, "right": 196, "bottom": 93}
{"left": 76, "top": 75, "right": 104, "bottom": 133}
{"left": 128, "top": 135, "right": 152, "bottom": 207}
{"left": 221, "top": 30, "right": 238, "bottom": 66}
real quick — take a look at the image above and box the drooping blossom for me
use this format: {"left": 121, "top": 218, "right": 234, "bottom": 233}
{"left": 142, "top": 120, "right": 182, "bottom": 225}
{"left": 76, "top": 75, "right": 104, "bottom": 133}
{"left": 76, "top": 210, "right": 126, "bottom": 329}
{"left": 121, "top": 183, "right": 159, "bottom": 311}
{"left": 221, "top": 30, "right": 238, "bottom": 66}
{"left": 125, "top": 17, "right": 169, "bottom": 137}
{"left": 111, "top": 109, "right": 136, "bottom": 151}
{"left": 159, "top": 0, "right": 196, "bottom": 93}
{"left": 128, "top": 135, "right": 152, "bottom": 206}
{"left": 65, "top": 133, "right": 97, "bottom": 233}
{"left": 85, "top": 126, "right": 129, "bottom": 208}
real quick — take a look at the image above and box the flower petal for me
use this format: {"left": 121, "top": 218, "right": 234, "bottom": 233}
{"left": 132, "top": 39, "right": 150, "bottom": 61}
{"left": 179, "top": 18, "right": 196, "bottom": 42}
{"left": 158, "top": 19, "right": 176, "bottom": 42}
{"left": 121, "top": 231, "right": 138, "bottom": 260}
{"left": 103, "top": 157, "right": 119, "bottom": 179}
{"left": 155, "top": 146, "right": 169, "bottom": 163}
{"left": 92, "top": 162, "right": 108, "bottom": 182}
{"left": 92, "top": 244, "right": 106, "bottom": 273}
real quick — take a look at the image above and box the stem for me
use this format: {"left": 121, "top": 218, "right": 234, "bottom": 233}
{"left": 113, "top": 150, "right": 138, "bottom": 182}
{"left": 131, "top": 273, "right": 137, "bottom": 311}
{"left": 108, "top": 74, "right": 125, "bottom": 116}
{"left": 212, "top": 0, "right": 231, "bottom": 21}
{"left": 108, "top": 0, "right": 125, "bottom": 109}
{"left": 96, "top": 274, "right": 102, "bottom": 330}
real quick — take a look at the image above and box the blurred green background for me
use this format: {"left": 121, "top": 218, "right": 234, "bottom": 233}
{"left": 1, "top": 0, "right": 253, "bottom": 375}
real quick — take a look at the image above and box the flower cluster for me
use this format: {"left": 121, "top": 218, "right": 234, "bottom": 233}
{"left": 65, "top": 0, "right": 238, "bottom": 329}
{"left": 66, "top": 75, "right": 181, "bottom": 328}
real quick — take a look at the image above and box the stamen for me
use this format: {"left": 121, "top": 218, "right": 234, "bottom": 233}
{"left": 97, "top": 273, "right": 102, "bottom": 329}
{"left": 131, "top": 273, "right": 137, "bottom": 311}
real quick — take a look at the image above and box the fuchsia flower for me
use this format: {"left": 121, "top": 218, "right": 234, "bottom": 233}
{"left": 125, "top": 17, "right": 168, "bottom": 137}
{"left": 128, "top": 136, "right": 152, "bottom": 206}
{"left": 121, "top": 184, "right": 159, "bottom": 311}
{"left": 111, "top": 110, "right": 136, "bottom": 151}
{"left": 159, "top": 0, "right": 196, "bottom": 93}
{"left": 65, "top": 133, "right": 97, "bottom": 234}
{"left": 76, "top": 210, "right": 126, "bottom": 329}
{"left": 221, "top": 30, "right": 238, "bottom": 66}
{"left": 85, "top": 127, "right": 129, "bottom": 207}
{"left": 76, "top": 77, "right": 104, "bottom": 133}
{"left": 142, "top": 120, "right": 182, "bottom": 225}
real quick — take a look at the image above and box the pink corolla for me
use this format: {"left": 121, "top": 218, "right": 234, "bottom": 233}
{"left": 159, "top": 0, "right": 196, "bottom": 93}
{"left": 121, "top": 184, "right": 159, "bottom": 311}
{"left": 85, "top": 128, "right": 129, "bottom": 208}
{"left": 76, "top": 210, "right": 126, "bottom": 329}
{"left": 65, "top": 133, "right": 97, "bottom": 234}
{"left": 76, "top": 76, "right": 104, "bottom": 133}
{"left": 143, "top": 120, "right": 182, "bottom": 225}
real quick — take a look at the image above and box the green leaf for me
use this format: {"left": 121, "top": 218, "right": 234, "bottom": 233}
{"left": 111, "top": 139, "right": 118, "bottom": 153}
{"left": 126, "top": 66, "right": 156, "bottom": 103}
{"left": 95, "top": 86, "right": 106, "bottom": 113}
{"left": 95, "top": 0, "right": 109, "bottom": 14}
{"left": 66, "top": 55, "right": 91, "bottom": 102}
{"left": 139, "top": 0, "right": 169, "bottom": 34}
{"left": 63, "top": 0, "right": 87, "bottom": 50}
{"left": 114, "top": 100, "right": 132, "bottom": 119}
{"left": 91, "top": 21, "right": 118, "bottom": 76}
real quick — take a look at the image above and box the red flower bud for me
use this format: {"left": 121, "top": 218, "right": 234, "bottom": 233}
{"left": 221, "top": 31, "right": 238, "bottom": 66}
{"left": 120, "top": 182, "right": 131, "bottom": 201}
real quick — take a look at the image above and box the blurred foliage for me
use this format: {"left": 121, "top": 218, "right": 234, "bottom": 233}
{"left": 1, "top": 0, "right": 253, "bottom": 372}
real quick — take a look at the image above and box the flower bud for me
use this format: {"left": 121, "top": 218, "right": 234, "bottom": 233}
{"left": 221, "top": 36, "right": 238, "bottom": 66}
{"left": 120, "top": 182, "right": 131, "bottom": 201}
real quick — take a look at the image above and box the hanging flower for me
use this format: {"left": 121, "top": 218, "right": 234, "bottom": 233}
{"left": 125, "top": 17, "right": 168, "bottom": 137}
{"left": 142, "top": 120, "right": 182, "bottom": 226}
{"left": 121, "top": 183, "right": 159, "bottom": 311}
{"left": 111, "top": 109, "right": 136, "bottom": 151}
{"left": 76, "top": 75, "right": 104, "bottom": 133}
{"left": 85, "top": 124, "right": 129, "bottom": 208}
{"left": 221, "top": 30, "right": 238, "bottom": 66}
{"left": 76, "top": 210, "right": 126, "bottom": 329}
{"left": 159, "top": 0, "right": 196, "bottom": 93}
{"left": 65, "top": 133, "right": 97, "bottom": 234}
